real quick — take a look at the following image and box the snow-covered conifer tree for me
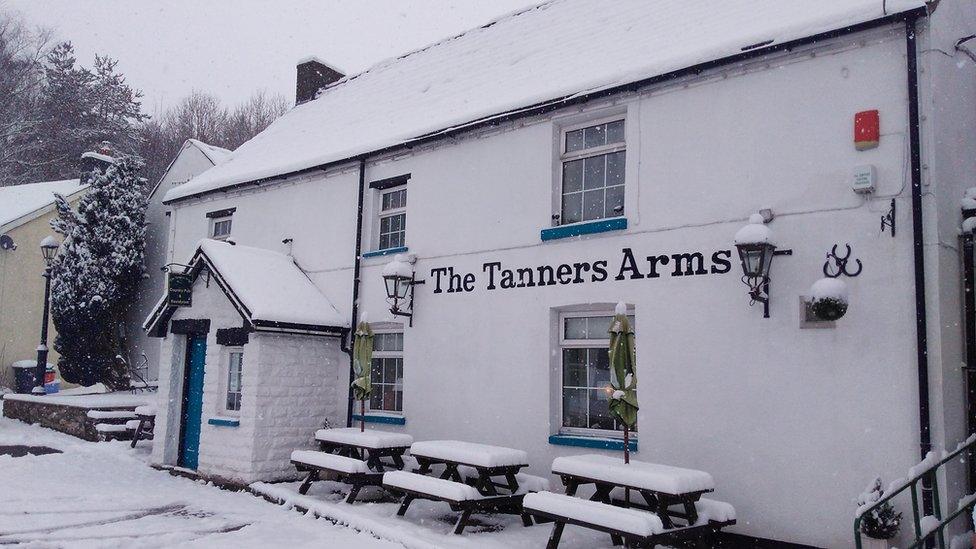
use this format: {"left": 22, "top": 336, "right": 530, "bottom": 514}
{"left": 49, "top": 151, "right": 147, "bottom": 387}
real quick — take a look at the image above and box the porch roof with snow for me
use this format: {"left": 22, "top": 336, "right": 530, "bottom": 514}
{"left": 163, "top": 0, "right": 927, "bottom": 204}
{"left": 144, "top": 239, "right": 347, "bottom": 337}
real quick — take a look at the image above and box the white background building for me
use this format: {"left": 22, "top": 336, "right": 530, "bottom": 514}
{"left": 145, "top": 1, "right": 976, "bottom": 546}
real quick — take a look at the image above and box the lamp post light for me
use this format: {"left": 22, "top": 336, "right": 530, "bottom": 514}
{"left": 382, "top": 254, "right": 424, "bottom": 326}
{"left": 32, "top": 236, "right": 60, "bottom": 395}
{"left": 733, "top": 214, "right": 791, "bottom": 318}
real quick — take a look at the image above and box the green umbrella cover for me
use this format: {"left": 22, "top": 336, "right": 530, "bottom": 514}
{"left": 608, "top": 302, "right": 638, "bottom": 462}
{"left": 351, "top": 319, "right": 374, "bottom": 430}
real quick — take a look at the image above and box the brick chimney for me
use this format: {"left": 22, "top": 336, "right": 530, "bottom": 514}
{"left": 79, "top": 142, "right": 116, "bottom": 185}
{"left": 296, "top": 57, "right": 345, "bottom": 105}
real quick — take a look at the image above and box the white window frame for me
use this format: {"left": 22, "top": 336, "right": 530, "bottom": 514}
{"left": 222, "top": 347, "right": 244, "bottom": 415}
{"left": 367, "top": 329, "right": 404, "bottom": 415}
{"left": 376, "top": 185, "right": 407, "bottom": 251}
{"left": 557, "top": 115, "right": 627, "bottom": 226}
{"left": 210, "top": 215, "right": 233, "bottom": 240}
{"left": 557, "top": 310, "right": 635, "bottom": 438}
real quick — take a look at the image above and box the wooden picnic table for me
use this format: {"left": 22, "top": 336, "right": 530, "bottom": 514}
{"left": 551, "top": 454, "right": 715, "bottom": 529}
{"left": 410, "top": 440, "right": 530, "bottom": 496}
{"left": 315, "top": 427, "right": 413, "bottom": 472}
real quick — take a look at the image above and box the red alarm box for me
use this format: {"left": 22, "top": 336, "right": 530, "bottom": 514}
{"left": 854, "top": 110, "right": 879, "bottom": 150}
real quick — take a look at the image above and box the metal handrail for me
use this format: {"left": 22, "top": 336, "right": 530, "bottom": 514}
{"left": 854, "top": 434, "right": 976, "bottom": 549}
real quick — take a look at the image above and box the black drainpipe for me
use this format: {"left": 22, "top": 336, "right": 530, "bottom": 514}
{"left": 962, "top": 228, "right": 976, "bottom": 492}
{"left": 342, "top": 157, "right": 367, "bottom": 428}
{"left": 905, "top": 16, "right": 934, "bottom": 519}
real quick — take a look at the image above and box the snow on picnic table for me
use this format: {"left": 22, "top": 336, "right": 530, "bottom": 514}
{"left": 0, "top": 407, "right": 396, "bottom": 548}
{"left": 409, "top": 440, "right": 528, "bottom": 468}
{"left": 551, "top": 454, "right": 715, "bottom": 495}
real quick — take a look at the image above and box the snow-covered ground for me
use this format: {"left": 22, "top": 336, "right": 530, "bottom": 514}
{"left": 0, "top": 407, "right": 396, "bottom": 548}
{"left": 0, "top": 404, "right": 618, "bottom": 548}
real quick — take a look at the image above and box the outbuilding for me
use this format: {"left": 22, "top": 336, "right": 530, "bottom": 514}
{"left": 146, "top": 1, "right": 976, "bottom": 546}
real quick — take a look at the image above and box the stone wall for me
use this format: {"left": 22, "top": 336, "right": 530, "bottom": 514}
{"left": 1, "top": 397, "right": 133, "bottom": 441}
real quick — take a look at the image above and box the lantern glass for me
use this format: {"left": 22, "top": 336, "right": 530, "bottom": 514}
{"left": 383, "top": 275, "right": 399, "bottom": 300}
{"left": 736, "top": 242, "right": 776, "bottom": 279}
{"left": 395, "top": 276, "right": 412, "bottom": 299}
{"left": 40, "top": 243, "right": 59, "bottom": 263}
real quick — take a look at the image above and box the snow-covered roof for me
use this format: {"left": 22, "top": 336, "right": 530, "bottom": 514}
{"left": 0, "top": 179, "right": 86, "bottom": 232}
{"left": 164, "top": 0, "right": 926, "bottom": 203}
{"left": 187, "top": 139, "right": 232, "bottom": 166}
{"left": 144, "top": 239, "right": 347, "bottom": 336}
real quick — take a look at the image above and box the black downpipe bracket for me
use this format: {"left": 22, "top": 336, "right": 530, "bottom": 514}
{"left": 905, "top": 17, "right": 934, "bottom": 519}
{"left": 343, "top": 158, "right": 367, "bottom": 428}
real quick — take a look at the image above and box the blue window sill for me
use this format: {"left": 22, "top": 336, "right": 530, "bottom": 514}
{"left": 541, "top": 218, "right": 627, "bottom": 241}
{"left": 207, "top": 417, "right": 240, "bottom": 427}
{"left": 352, "top": 414, "right": 406, "bottom": 426}
{"left": 362, "top": 246, "right": 408, "bottom": 259}
{"left": 549, "top": 434, "right": 637, "bottom": 452}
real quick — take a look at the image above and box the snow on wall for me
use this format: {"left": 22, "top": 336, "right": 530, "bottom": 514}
{"left": 157, "top": 27, "right": 967, "bottom": 547}
{"left": 164, "top": 0, "right": 925, "bottom": 202}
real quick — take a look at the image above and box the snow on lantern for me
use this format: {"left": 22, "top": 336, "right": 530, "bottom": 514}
{"left": 733, "top": 213, "right": 791, "bottom": 318}
{"left": 382, "top": 254, "right": 424, "bottom": 326}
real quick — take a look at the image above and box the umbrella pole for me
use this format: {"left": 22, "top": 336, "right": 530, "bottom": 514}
{"left": 623, "top": 425, "right": 630, "bottom": 464}
{"left": 360, "top": 399, "right": 365, "bottom": 432}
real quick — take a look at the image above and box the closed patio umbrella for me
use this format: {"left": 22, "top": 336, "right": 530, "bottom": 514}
{"left": 608, "top": 301, "right": 638, "bottom": 464}
{"left": 351, "top": 316, "right": 374, "bottom": 432}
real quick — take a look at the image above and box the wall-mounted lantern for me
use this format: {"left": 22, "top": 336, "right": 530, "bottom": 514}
{"left": 382, "top": 254, "right": 424, "bottom": 326}
{"left": 733, "top": 213, "right": 792, "bottom": 318}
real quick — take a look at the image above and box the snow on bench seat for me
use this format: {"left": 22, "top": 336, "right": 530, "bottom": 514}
{"left": 135, "top": 405, "right": 156, "bottom": 416}
{"left": 383, "top": 471, "right": 484, "bottom": 502}
{"left": 410, "top": 440, "right": 528, "bottom": 468}
{"left": 291, "top": 450, "right": 371, "bottom": 475}
{"left": 125, "top": 420, "right": 141, "bottom": 430}
{"left": 94, "top": 423, "right": 129, "bottom": 433}
{"left": 552, "top": 454, "right": 714, "bottom": 495}
{"left": 315, "top": 427, "right": 413, "bottom": 449}
{"left": 86, "top": 410, "right": 137, "bottom": 420}
{"left": 524, "top": 491, "right": 665, "bottom": 537}
{"left": 695, "top": 498, "right": 736, "bottom": 523}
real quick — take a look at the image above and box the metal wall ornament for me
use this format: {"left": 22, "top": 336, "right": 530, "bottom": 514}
{"left": 822, "top": 243, "right": 863, "bottom": 278}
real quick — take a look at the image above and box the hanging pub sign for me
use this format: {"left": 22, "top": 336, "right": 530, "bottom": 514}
{"left": 167, "top": 272, "right": 193, "bottom": 307}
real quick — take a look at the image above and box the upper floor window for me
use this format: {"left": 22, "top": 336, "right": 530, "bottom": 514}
{"left": 559, "top": 311, "right": 636, "bottom": 435}
{"left": 224, "top": 349, "right": 244, "bottom": 413}
{"left": 206, "top": 207, "right": 235, "bottom": 240}
{"left": 378, "top": 186, "right": 407, "bottom": 251}
{"left": 559, "top": 119, "right": 625, "bottom": 225}
{"left": 370, "top": 331, "right": 403, "bottom": 413}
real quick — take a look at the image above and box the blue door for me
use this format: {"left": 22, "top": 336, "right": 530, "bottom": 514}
{"left": 179, "top": 336, "right": 206, "bottom": 469}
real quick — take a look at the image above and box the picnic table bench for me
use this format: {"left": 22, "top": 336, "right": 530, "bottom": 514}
{"left": 524, "top": 454, "right": 736, "bottom": 548}
{"left": 384, "top": 440, "right": 544, "bottom": 534}
{"left": 128, "top": 405, "right": 156, "bottom": 448}
{"left": 290, "top": 428, "right": 414, "bottom": 504}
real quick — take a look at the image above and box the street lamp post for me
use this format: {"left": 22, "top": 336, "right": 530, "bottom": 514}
{"left": 32, "top": 236, "right": 60, "bottom": 395}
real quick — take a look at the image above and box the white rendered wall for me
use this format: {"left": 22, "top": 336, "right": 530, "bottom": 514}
{"left": 159, "top": 25, "right": 971, "bottom": 547}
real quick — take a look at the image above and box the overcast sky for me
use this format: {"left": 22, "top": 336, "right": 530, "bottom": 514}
{"left": 5, "top": 0, "right": 537, "bottom": 115}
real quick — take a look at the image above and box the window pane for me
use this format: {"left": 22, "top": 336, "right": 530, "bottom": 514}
{"left": 562, "top": 348, "right": 587, "bottom": 387}
{"left": 394, "top": 389, "right": 403, "bottom": 412}
{"left": 589, "top": 348, "right": 611, "bottom": 388}
{"left": 382, "top": 193, "right": 392, "bottom": 210}
{"left": 380, "top": 216, "right": 391, "bottom": 233}
{"left": 584, "top": 124, "right": 607, "bottom": 149}
{"left": 565, "top": 129, "right": 584, "bottom": 153}
{"left": 583, "top": 155, "right": 606, "bottom": 190}
{"left": 562, "top": 388, "right": 588, "bottom": 428}
{"left": 370, "top": 358, "right": 383, "bottom": 383}
{"left": 391, "top": 333, "right": 403, "bottom": 351}
{"left": 607, "top": 120, "right": 625, "bottom": 144}
{"left": 606, "top": 185, "right": 625, "bottom": 217}
{"left": 370, "top": 390, "right": 383, "bottom": 409}
{"left": 564, "top": 317, "right": 587, "bottom": 339}
{"left": 587, "top": 316, "right": 612, "bottom": 338}
{"left": 582, "top": 190, "right": 605, "bottom": 221}
{"left": 561, "top": 192, "right": 582, "bottom": 225}
{"left": 607, "top": 151, "right": 625, "bottom": 187}
{"left": 383, "top": 358, "right": 397, "bottom": 385}
{"left": 588, "top": 389, "right": 616, "bottom": 430}
{"left": 562, "top": 159, "right": 583, "bottom": 193}
{"left": 379, "top": 234, "right": 391, "bottom": 250}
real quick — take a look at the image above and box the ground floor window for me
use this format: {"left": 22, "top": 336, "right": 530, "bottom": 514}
{"left": 370, "top": 331, "right": 403, "bottom": 413}
{"left": 559, "top": 312, "right": 636, "bottom": 434}
{"left": 225, "top": 349, "right": 243, "bottom": 413}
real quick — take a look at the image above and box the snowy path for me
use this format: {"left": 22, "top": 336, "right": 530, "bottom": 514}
{"left": 0, "top": 411, "right": 398, "bottom": 548}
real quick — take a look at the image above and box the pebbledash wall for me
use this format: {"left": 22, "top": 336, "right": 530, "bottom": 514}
{"left": 153, "top": 14, "right": 976, "bottom": 548}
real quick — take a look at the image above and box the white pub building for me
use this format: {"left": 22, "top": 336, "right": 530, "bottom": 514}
{"left": 143, "top": 1, "right": 976, "bottom": 546}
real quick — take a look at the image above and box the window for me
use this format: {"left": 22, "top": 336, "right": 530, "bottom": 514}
{"left": 211, "top": 216, "right": 232, "bottom": 240}
{"left": 559, "top": 312, "right": 636, "bottom": 434}
{"left": 559, "top": 119, "right": 626, "bottom": 225}
{"left": 225, "top": 349, "right": 243, "bottom": 413}
{"left": 378, "top": 187, "right": 406, "bottom": 250}
{"left": 369, "top": 332, "right": 403, "bottom": 413}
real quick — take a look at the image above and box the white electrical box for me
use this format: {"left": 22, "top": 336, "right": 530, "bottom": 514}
{"left": 852, "top": 164, "right": 876, "bottom": 194}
